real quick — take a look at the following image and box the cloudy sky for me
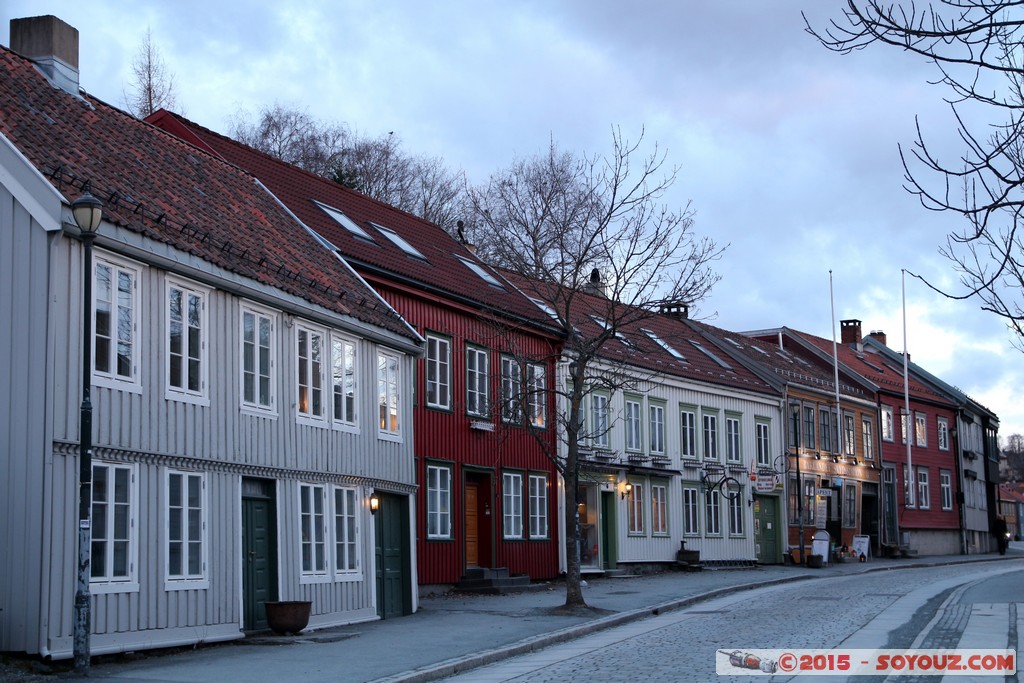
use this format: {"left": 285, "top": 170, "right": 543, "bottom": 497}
{"left": 5, "top": 1, "right": 1021, "bottom": 437}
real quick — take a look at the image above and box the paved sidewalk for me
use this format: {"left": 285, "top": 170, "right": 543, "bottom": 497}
{"left": 59, "top": 549, "right": 1022, "bottom": 683}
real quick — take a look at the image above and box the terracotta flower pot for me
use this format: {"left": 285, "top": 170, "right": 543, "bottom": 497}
{"left": 264, "top": 601, "right": 312, "bottom": 635}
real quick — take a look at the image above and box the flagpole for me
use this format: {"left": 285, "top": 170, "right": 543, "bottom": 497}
{"left": 902, "top": 269, "right": 914, "bottom": 507}
{"left": 830, "top": 271, "right": 842, "bottom": 453}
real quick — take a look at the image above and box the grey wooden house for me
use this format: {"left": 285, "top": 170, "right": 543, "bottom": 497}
{"left": 0, "top": 16, "right": 422, "bottom": 659}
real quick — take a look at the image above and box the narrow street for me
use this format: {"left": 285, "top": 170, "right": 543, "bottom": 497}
{"left": 444, "top": 561, "right": 1024, "bottom": 682}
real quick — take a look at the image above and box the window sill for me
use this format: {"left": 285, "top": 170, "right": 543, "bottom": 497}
{"left": 90, "top": 580, "right": 140, "bottom": 595}
{"left": 165, "top": 390, "right": 211, "bottom": 407}
{"left": 164, "top": 578, "right": 210, "bottom": 591}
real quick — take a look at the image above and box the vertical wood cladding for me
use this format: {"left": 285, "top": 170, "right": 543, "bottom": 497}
{"left": 377, "top": 285, "right": 561, "bottom": 584}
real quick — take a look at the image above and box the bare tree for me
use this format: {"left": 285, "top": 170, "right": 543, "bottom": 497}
{"left": 806, "top": 1, "right": 1024, "bottom": 349}
{"left": 124, "top": 28, "right": 180, "bottom": 118}
{"left": 229, "top": 105, "right": 465, "bottom": 229}
{"left": 467, "top": 128, "right": 723, "bottom": 607}
{"left": 1003, "top": 433, "right": 1024, "bottom": 481}
{"left": 229, "top": 104, "right": 351, "bottom": 178}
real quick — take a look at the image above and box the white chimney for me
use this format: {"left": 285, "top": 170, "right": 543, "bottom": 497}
{"left": 10, "top": 16, "right": 80, "bottom": 96}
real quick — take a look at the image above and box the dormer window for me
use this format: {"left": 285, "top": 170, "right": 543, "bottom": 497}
{"left": 371, "top": 222, "right": 427, "bottom": 260}
{"left": 315, "top": 202, "right": 374, "bottom": 241}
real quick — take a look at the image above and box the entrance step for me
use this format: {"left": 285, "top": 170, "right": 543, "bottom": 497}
{"left": 455, "top": 567, "right": 533, "bottom": 594}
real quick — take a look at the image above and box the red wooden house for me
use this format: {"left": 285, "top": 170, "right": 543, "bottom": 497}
{"left": 150, "top": 111, "right": 563, "bottom": 589}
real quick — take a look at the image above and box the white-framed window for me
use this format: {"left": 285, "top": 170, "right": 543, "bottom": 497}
{"left": 90, "top": 462, "right": 138, "bottom": 592}
{"left": 842, "top": 482, "right": 856, "bottom": 527}
{"left": 334, "top": 487, "right": 360, "bottom": 575}
{"left": 165, "top": 469, "right": 206, "bottom": 589}
{"left": 862, "top": 417, "right": 874, "bottom": 460}
{"left": 819, "top": 408, "right": 833, "bottom": 452}
{"left": 756, "top": 421, "right": 771, "bottom": 467}
{"left": 503, "top": 472, "right": 523, "bottom": 539}
{"left": 705, "top": 489, "right": 721, "bottom": 535}
{"left": 299, "top": 483, "right": 328, "bottom": 578}
{"left": 651, "top": 483, "right": 668, "bottom": 535}
{"left": 803, "top": 405, "right": 816, "bottom": 450}
{"left": 591, "top": 393, "right": 610, "bottom": 448}
{"left": 628, "top": 481, "right": 645, "bottom": 534}
{"left": 299, "top": 483, "right": 362, "bottom": 582}
{"left": 241, "top": 304, "right": 276, "bottom": 414}
{"left": 378, "top": 350, "right": 401, "bottom": 438}
{"left": 977, "top": 479, "right": 987, "bottom": 511}
{"left": 703, "top": 412, "right": 719, "bottom": 460}
{"left": 683, "top": 487, "right": 700, "bottom": 535}
{"left": 526, "top": 363, "right": 546, "bottom": 428}
{"left": 681, "top": 408, "right": 697, "bottom": 459}
{"left": 728, "top": 488, "right": 743, "bottom": 535}
{"left": 296, "top": 324, "right": 327, "bottom": 424}
{"left": 915, "top": 412, "right": 927, "bottom": 447}
{"left": 881, "top": 405, "right": 894, "bottom": 442}
{"left": 900, "top": 411, "right": 908, "bottom": 445}
{"left": 940, "top": 470, "right": 953, "bottom": 511}
{"left": 625, "top": 398, "right": 643, "bottom": 452}
{"left": 332, "top": 336, "right": 358, "bottom": 428}
{"left": 937, "top": 416, "right": 950, "bottom": 451}
{"left": 166, "top": 278, "right": 208, "bottom": 402}
{"left": 965, "top": 476, "right": 975, "bottom": 507}
{"left": 843, "top": 414, "right": 856, "bottom": 456}
{"left": 917, "top": 467, "right": 930, "bottom": 509}
{"left": 650, "top": 402, "right": 666, "bottom": 455}
{"left": 802, "top": 477, "right": 816, "bottom": 525}
{"left": 726, "top": 415, "right": 741, "bottom": 463}
{"left": 426, "top": 464, "right": 452, "bottom": 539}
{"left": 92, "top": 253, "right": 141, "bottom": 391}
{"left": 425, "top": 335, "right": 451, "bottom": 410}
{"left": 465, "top": 346, "right": 489, "bottom": 418}
{"left": 500, "top": 356, "right": 522, "bottom": 424}
{"left": 529, "top": 474, "right": 549, "bottom": 539}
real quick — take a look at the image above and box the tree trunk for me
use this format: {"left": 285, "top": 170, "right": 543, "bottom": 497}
{"left": 562, "top": 459, "right": 586, "bottom": 607}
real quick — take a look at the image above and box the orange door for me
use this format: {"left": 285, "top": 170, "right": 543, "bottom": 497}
{"left": 465, "top": 482, "right": 479, "bottom": 567}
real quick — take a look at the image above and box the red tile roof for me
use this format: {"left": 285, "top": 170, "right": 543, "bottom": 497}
{"left": 148, "top": 111, "right": 557, "bottom": 329}
{"left": 688, "top": 320, "right": 876, "bottom": 401}
{"left": 791, "top": 329, "right": 953, "bottom": 406}
{"left": 0, "top": 46, "right": 415, "bottom": 341}
{"left": 500, "top": 272, "right": 776, "bottom": 395}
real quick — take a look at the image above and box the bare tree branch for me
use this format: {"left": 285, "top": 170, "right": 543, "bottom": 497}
{"left": 124, "top": 28, "right": 180, "bottom": 118}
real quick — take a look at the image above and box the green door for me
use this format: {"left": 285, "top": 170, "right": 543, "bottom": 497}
{"left": 375, "top": 493, "right": 410, "bottom": 619}
{"left": 242, "top": 479, "right": 277, "bottom": 631}
{"left": 753, "top": 496, "right": 780, "bottom": 564}
{"left": 600, "top": 491, "right": 617, "bottom": 569}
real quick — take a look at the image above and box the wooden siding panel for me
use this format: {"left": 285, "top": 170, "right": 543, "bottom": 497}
{"left": 0, "top": 191, "right": 52, "bottom": 652}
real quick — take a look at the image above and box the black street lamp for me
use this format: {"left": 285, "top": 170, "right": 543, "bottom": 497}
{"left": 71, "top": 191, "right": 102, "bottom": 673}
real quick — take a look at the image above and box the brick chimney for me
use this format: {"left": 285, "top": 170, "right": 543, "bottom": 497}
{"left": 867, "top": 330, "right": 887, "bottom": 346}
{"left": 10, "top": 16, "right": 80, "bottom": 97}
{"left": 840, "top": 319, "right": 862, "bottom": 345}
{"left": 659, "top": 302, "right": 689, "bottom": 320}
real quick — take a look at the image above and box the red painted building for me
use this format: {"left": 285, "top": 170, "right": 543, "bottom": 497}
{"left": 151, "top": 111, "right": 563, "bottom": 587}
{"left": 794, "top": 321, "right": 963, "bottom": 555}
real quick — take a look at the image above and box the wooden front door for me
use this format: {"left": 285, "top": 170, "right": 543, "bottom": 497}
{"left": 375, "top": 493, "right": 410, "bottom": 619}
{"left": 465, "top": 482, "right": 479, "bottom": 567}
{"left": 242, "top": 478, "right": 277, "bottom": 631}
{"left": 754, "top": 496, "right": 780, "bottom": 563}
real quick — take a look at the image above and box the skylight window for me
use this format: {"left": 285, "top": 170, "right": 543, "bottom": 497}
{"left": 530, "top": 298, "right": 559, "bottom": 321}
{"left": 724, "top": 337, "right": 744, "bottom": 349}
{"left": 689, "top": 340, "right": 733, "bottom": 371}
{"left": 455, "top": 255, "right": 504, "bottom": 289}
{"left": 371, "top": 222, "right": 427, "bottom": 260}
{"left": 642, "top": 329, "right": 687, "bottom": 362}
{"left": 315, "top": 202, "right": 373, "bottom": 240}
{"left": 750, "top": 346, "right": 770, "bottom": 356}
